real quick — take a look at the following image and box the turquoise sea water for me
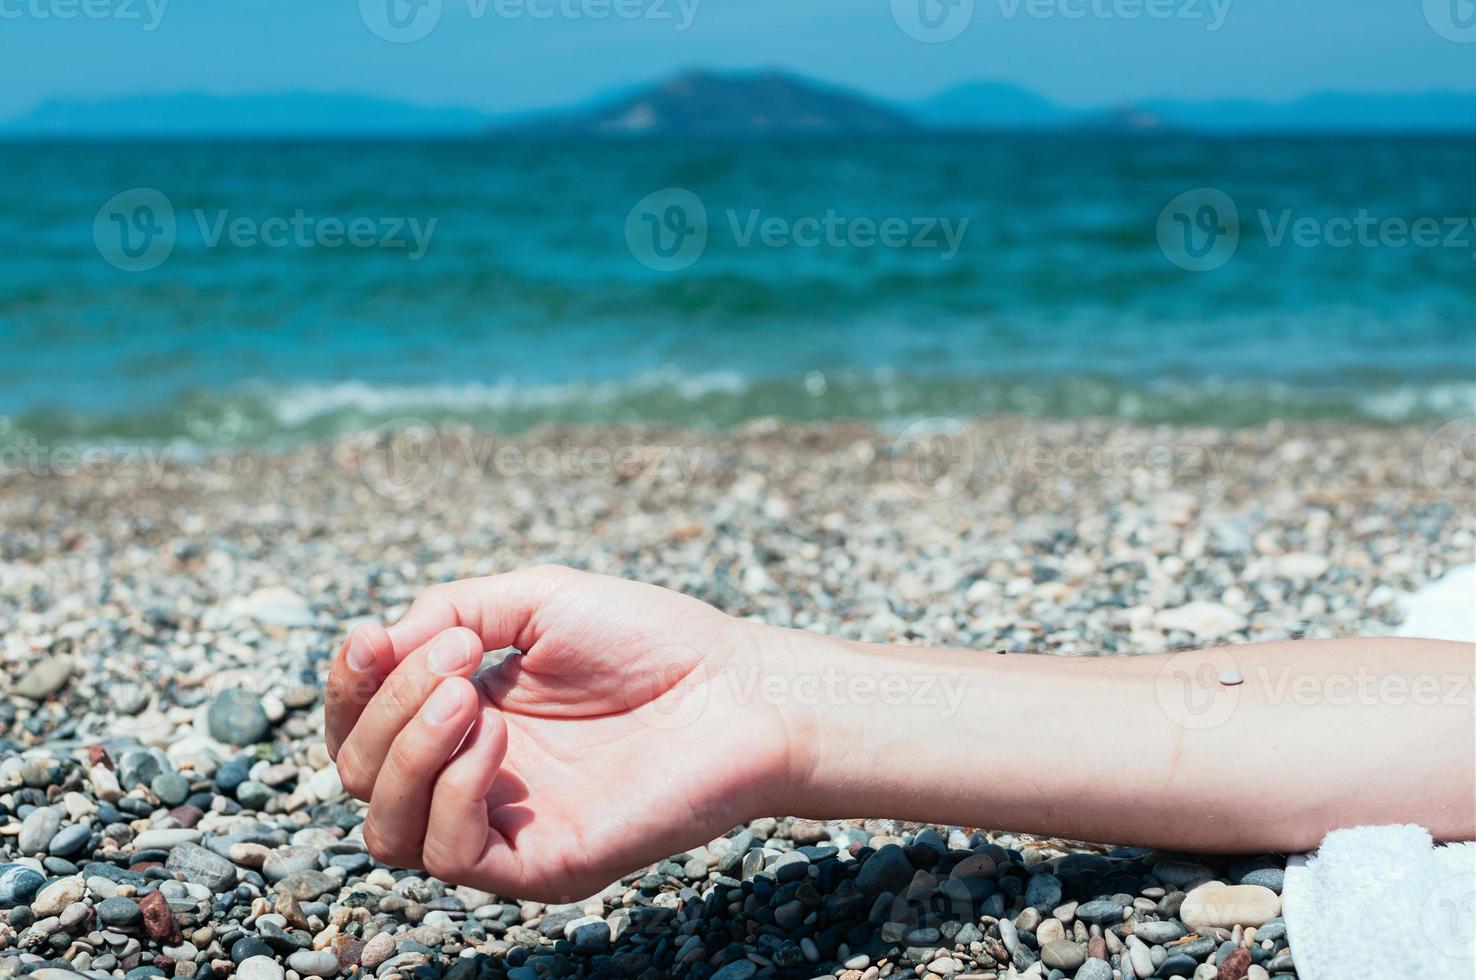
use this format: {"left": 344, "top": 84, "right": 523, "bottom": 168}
{"left": 1, "top": 136, "right": 1472, "bottom": 446}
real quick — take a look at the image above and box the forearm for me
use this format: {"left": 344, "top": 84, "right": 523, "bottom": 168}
{"left": 760, "top": 630, "right": 1476, "bottom": 851}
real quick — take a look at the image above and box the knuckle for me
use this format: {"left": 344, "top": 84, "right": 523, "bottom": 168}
{"left": 419, "top": 841, "right": 462, "bottom": 885}
{"left": 336, "top": 751, "right": 372, "bottom": 801}
{"left": 384, "top": 737, "right": 421, "bottom": 777}
{"left": 530, "top": 562, "right": 576, "bottom": 582}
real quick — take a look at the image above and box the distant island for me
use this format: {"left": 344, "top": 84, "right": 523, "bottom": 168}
{"left": 5, "top": 70, "right": 1474, "bottom": 138}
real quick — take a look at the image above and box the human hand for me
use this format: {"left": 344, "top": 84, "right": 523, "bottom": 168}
{"left": 324, "top": 565, "right": 795, "bottom": 902}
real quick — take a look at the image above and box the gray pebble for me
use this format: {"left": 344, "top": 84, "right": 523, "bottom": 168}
{"left": 208, "top": 689, "right": 273, "bottom": 746}
{"left": 48, "top": 825, "right": 91, "bottom": 858}
{"left": 151, "top": 772, "right": 191, "bottom": 807}
{"left": 1075, "top": 899, "right": 1126, "bottom": 926}
{"left": 96, "top": 896, "right": 143, "bottom": 927}
{"left": 1241, "top": 868, "right": 1284, "bottom": 894}
{"left": 286, "top": 949, "right": 340, "bottom": 976}
{"left": 0, "top": 863, "right": 46, "bottom": 905}
{"left": 165, "top": 842, "right": 239, "bottom": 891}
{"left": 19, "top": 806, "right": 63, "bottom": 856}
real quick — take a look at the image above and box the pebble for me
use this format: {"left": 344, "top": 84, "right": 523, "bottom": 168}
{"left": 1075, "top": 959, "right": 1113, "bottom": 980}
{"left": 165, "top": 841, "right": 239, "bottom": 891}
{"left": 33, "top": 875, "right": 85, "bottom": 917}
{"left": 263, "top": 845, "right": 322, "bottom": 883}
{"left": 15, "top": 655, "right": 75, "bottom": 700}
{"left": 48, "top": 824, "right": 91, "bottom": 857}
{"left": 237, "top": 955, "right": 286, "bottom": 980}
{"left": 359, "top": 932, "right": 397, "bottom": 970}
{"left": 1040, "top": 939, "right": 1086, "bottom": 970}
{"left": 97, "top": 897, "right": 143, "bottom": 928}
{"left": 207, "top": 689, "right": 273, "bottom": 746}
{"left": 855, "top": 843, "right": 913, "bottom": 893}
{"left": 287, "top": 949, "right": 341, "bottom": 976}
{"left": 132, "top": 828, "right": 205, "bottom": 850}
{"left": 1239, "top": 867, "right": 1285, "bottom": 894}
{"left": 1180, "top": 884, "right": 1281, "bottom": 930}
{"left": 1155, "top": 602, "right": 1249, "bottom": 639}
{"left": 151, "top": 772, "right": 191, "bottom": 806}
{"left": 19, "top": 805, "right": 63, "bottom": 855}
{"left": 1074, "top": 899, "right": 1126, "bottom": 926}
{"left": 0, "top": 862, "right": 46, "bottom": 905}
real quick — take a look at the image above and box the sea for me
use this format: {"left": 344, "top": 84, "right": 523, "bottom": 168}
{"left": 1, "top": 135, "right": 1472, "bottom": 448}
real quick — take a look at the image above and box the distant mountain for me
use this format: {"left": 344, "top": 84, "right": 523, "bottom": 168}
{"left": 910, "top": 81, "right": 1071, "bottom": 130}
{"left": 5, "top": 92, "right": 495, "bottom": 137}
{"left": 3, "top": 74, "right": 1473, "bottom": 138}
{"left": 1140, "top": 91, "right": 1476, "bottom": 133}
{"left": 497, "top": 70, "right": 917, "bottom": 138}
{"left": 910, "top": 84, "right": 1476, "bottom": 134}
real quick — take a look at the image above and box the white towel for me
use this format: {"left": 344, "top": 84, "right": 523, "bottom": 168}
{"left": 1395, "top": 563, "right": 1476, "bottom": 643}
{"left": 1282, "top": 824, "right": 1476, "bottom": 980}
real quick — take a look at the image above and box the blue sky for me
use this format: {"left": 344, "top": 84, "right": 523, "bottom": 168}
{"left": 3, "top": 0, "right": 1474, "bottom": 122}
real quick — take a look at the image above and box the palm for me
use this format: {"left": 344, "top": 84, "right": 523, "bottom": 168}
{"left": 467, "top": 574, "right": 789, "bottom": 900}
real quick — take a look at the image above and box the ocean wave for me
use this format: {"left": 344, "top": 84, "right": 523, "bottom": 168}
{"left": 6, "top": 371, "right": 1472, "bottom": 448}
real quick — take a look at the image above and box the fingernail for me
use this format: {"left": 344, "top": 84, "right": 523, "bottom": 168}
{"left": 346, "top": 627, "right": 376, "bottom": 672}
{"left": 423, "top": 679, "right": 465, "bottom": 725}
{"left": 428, "top": 631, "right": 472, "bottom": 675}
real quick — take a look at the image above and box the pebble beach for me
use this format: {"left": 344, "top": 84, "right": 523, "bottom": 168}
{"left": 2, "top": 417, "right": 1472, "bottom": 980}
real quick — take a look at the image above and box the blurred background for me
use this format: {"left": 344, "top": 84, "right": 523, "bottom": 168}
{"left": 0, "top": 0, "right": 1473, "bottom": 448}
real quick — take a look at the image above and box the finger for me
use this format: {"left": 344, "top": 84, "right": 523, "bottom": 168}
{"left": 336, "top": 626, "right": 484, "bottom": 801}
{"left": 421, "top": 707, "right": 521, "bottom": 890}
{"left": 326, "top": 623, "right": 396, "bottom": 760}
{"left": 362, "top": 676, "right": 479, "bottom": 870}
{"left": 385, "top": 566, "right": 576, "bottom": 663}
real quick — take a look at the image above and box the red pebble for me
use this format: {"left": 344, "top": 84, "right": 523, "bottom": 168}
{"left": 169, "top": 804, "right": 205, "bottom": 829}
{"left": 1217, "top": 947, "right": 1252, "bottom": 980}
{"left": 139, "top": 890, "right": 183, "bottom": 945}
{"left": 90, "top": 745, "right": 114, "bottom": 769}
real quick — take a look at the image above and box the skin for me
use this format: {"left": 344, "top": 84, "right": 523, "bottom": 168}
{"left": 326, "top": 564, "right": 1476, "bottom": 904}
